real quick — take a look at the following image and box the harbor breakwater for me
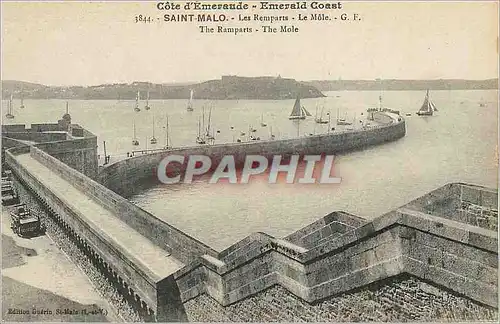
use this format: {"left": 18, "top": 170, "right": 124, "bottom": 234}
{"left": 99, "top": 112, "right": 406, "bottom": 196}
{"left": 3, "top": 112, "right": 497, "bottom": 321}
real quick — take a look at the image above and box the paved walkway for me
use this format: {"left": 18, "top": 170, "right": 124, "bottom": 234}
{"left": 16, "top": 153, "right": 184, "bottom": 280}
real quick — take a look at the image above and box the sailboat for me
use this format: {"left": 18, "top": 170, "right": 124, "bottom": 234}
{"left": 289, "top": 96, "right": 311, "bottom": 120}
{"left": 260, "top": 114, "right": 267, "bottom": 127}
{"left": 5, "top": 94, "right": 14, "bottom": 119}
{"left": 196, "top": 118, "right": 206, "bottom": 144}
{"left": 269, "top": 126, "right": 276, "bottom": 140}
{"left": 416, "top": 90, "right": 438, "bottom": 116}
{"left": 150, "top": 115, "right": 157, "bottom": 144}
{"left": 20, "top": 90, "right": 25, "bottom": 109}
{"left": 164, "top": 115, "right": 171, "bottom": 149}
{"left": 205, "top": 106, "right": 215, "bottom": 140}
{"left": 315, "top": 106, "right": 329, "bottom": 124}
{"left": 134, "top": 91, "right": 141, "bottom": 112}
{"left": 145, "top": 91, "right": 151, "bottom": 110}
{"left": 187, "top": 89, "right": 194, "bottom": 112}
{"left": 336, "top": 108, "right": 352, "bottom": 125}
{"left": 479, "top": 98, "right": 487, "bottom": 107}
{"left": 132, "top": 121, "right": 139, "bottom": 146}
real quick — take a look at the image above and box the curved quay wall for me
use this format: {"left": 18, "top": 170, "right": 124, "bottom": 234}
{"left": 99, "top": 112, "right": 406, "bottom": 196}
{"left": 3, "top": 115, "right": 497, "bottom": 321}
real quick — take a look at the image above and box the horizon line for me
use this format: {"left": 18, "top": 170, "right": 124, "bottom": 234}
{"left": 2, "top": 77, "right": 499, "bottom": 88}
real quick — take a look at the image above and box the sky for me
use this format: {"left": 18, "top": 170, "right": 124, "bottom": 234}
{"left": 1, "top": 1, "right": 499, "bottom": 86}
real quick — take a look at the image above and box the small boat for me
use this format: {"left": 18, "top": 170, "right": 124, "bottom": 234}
{"left": 337, "top": 119, "right": 352, "bottom": 126}
{"left": 150, "top": 115, "right": 157, "bottom": 145}
{"left": 134, "top": 91, "right": 141, "bottom": 112}
{"left": 196, "top": 119, "right": 206, "bottom": 144}
{"left": 260, "top": 114, "right": 267, "bottom": 127}
{"left": 5, "top": 94, "right": 14, "bottom": 119}
{"left": 315, "top": 106, "right": 329, "bottom": 124}
{"left": 20, "top": 91, "right": 25, "bottom": 109}
{"left": 289, "top": 96, "right": 311, "bottom": 120}
{"left": 269, "top": 126, "right": 276, "bottom": 140}
{"left": 132, "top": 121, "right": 140, "bottom": 146}
{"left": 479, "top": 98, "right": 487, "bottom": 107}
{"left": 144, "top": 91, "right": 151, "bottom": 110}
{"left": 205, "top": 106, "right": 215, "bottom": 140}
{"left": 240, "top": 131, "right": 246, "bottom": 136}
{"left": 336, "top": 108, "right": 352, "bottom": 125}
{"left": 416, "top": 90, "right": 438, "bottom": 116}
{"left": 187, "top": 89, "right": 194, "bottom": 112}
{"left": 405, "top": 113, "right": 412, "bottom": 116}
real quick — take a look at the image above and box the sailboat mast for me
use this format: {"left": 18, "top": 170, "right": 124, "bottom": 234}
{"left": 378, "top": 78, "right": 383, "bottom": 111}
{"left": 328, "top": 111, "right": 331, "bottom": 133}
{"left": 152, "top": 115, "right": 155, "bottom": 137}
{"left": 166, "top": 115, "right": 169, "bottom": 147}
{"left": 202, "top": 107, "right": 205, "bottom": 138}
{"left": 207, "top": 106, "right": 212, "bottom": 135}
{"left": 9, "top": 94, "right": 13, "bottom": 114}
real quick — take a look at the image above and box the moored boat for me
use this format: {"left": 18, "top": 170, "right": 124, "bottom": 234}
{"left": 145, "top": 91, "right": 151, "bottom": 110}
{"left": 5, "top": 94, "right": 14, "bottom": 119}
{"left": 315, "top": 106, "right": 329, "bottom": 124}
{"left": 134, "top": 91, "right": 141, "bottom": 112}
{"left": 132, "top": 121, "right": 139, "bottom": 146}
{"left": 187, "top": 89, "right": 194, "bottom": 112}
{"left": 150, "top": 115, "right": 157, "bottom": 144}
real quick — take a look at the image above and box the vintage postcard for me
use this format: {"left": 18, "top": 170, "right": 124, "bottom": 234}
{"left": 1, "top": 0, "right": 498, "bottom": 322}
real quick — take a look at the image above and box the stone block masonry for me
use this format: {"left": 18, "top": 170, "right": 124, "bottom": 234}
{"left": 2, "top": 122, "right": 98, "bottom": 179}
{"left": 3, "top": 115, "right": 498, "bottom": 322}
{"left": 184, "top": 276, "right": 496, "bottom": 322}
{"left": 171, "top": 183, "right": 497, "bottom": 321}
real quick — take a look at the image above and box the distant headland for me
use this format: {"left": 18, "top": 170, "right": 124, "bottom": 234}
{"left": 1, "top": 76, "right": 324, "bottom": 101}
{"left": 1, "top": 77, "right": 497, "bottom": 101}
{"left": 305, "top": 78, "right": 498, "bottom": 91}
